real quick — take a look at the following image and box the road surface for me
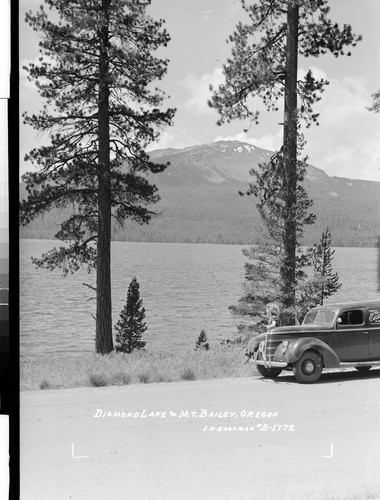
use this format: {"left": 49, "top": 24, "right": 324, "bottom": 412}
{"left": 21, "top": 369, "right": 380, "bottom": 499}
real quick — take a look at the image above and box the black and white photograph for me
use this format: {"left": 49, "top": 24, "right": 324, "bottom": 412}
{"left": 19, "top": 1, "right": 380, "bottom": 498}
{"left": 0, "top": 0, "right": 10, "bottom": 497}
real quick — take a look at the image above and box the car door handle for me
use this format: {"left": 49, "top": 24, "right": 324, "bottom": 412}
{"left": 362, "top": 331, "right": 369, "bottom": 335}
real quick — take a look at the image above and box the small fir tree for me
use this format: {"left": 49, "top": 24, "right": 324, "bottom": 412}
{"left": 313, "top": 227, "right": 342, "bottom": 304}
{"left": 195, "top": 329, "right": 210, "bottom": 350}
{"left": 296, "top": 227, "right": 341, "bottom": 320}
{"left": 115, "top": 277, "right": 147, "bottom": 353}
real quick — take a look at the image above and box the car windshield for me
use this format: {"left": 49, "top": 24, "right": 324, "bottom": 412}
{"left": 303, "top": 308, "right": 337, "bottom": 325}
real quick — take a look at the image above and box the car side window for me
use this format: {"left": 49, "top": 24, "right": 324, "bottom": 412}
{"left": 338, "top": 309, "right": 364, "bottom": 327}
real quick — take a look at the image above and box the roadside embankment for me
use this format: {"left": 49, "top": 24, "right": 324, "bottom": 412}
{"left": 20, "top": 345, "right": 255, "bottom": 391}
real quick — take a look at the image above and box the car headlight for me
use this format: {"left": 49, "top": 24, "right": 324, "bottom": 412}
{"left": 259, "top": 340, "right": 265, "bottom": 352}
{"left": 281, "top": 341, "right": 289, "bottom": 354}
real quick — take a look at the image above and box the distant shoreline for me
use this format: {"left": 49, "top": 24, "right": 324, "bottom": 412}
{"left": 19, "top": 237, "right": 378, "bottom": 249}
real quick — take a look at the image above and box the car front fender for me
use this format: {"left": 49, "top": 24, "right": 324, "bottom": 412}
{"left": 275, "top": 338, "right": 340, "bottom": 368}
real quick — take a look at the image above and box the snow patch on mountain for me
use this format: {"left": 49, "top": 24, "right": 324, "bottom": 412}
{"left": 204, "top": 173, "right": 225, "bottom": 184}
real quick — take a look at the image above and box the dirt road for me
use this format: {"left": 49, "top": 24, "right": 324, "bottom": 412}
{"left": 21, "top": 369, "right": 380, "bottom": 500}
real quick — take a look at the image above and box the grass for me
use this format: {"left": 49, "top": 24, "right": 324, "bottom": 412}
{"left": 20, "top": 344, "right": 255, "bottom": 391}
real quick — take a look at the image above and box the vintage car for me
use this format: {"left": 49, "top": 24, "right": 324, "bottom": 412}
{"left": 252, "top": 300, "right": 380, "bottom": 384}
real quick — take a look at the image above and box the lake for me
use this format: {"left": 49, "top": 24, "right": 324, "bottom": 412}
{"left": 20, "top": 240, "right": 380, "bottom": 359}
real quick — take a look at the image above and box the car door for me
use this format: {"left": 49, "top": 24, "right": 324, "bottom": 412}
{"left": 330, "top": 308, "right": 369, "bottom": 361}
{"left": 368, "top": 307, "right": 380, "bottom": 360}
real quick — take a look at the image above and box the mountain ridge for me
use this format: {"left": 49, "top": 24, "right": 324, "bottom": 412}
{"left": 149, "top": 140, "right": 329, "bottom": 184}
{"left": 20, "top": 140, "right": 380, "bottom": 247}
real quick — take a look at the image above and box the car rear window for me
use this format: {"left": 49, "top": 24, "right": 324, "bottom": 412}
{"left": 339, "top": 309, "right": 364, "bottom": 326}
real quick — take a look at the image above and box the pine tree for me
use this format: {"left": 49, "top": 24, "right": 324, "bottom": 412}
{"left": 115, "top": 277, "right": 147, "bottom": 353}
{"left": 195, "top": 329, "right": 210, "bottom": 350}
{"left": 230, "top": 140, "right": 315, "bottom": 329}
{"left": 20, "top": 0, "right": 175, "bottom": 354}
{"left": 229, "top": 227, "right": 282, "bottom": 333}
{"left": 209, "top": 0, "right": 361, "bottom": 311}
{"left": 291, "top": 227, "right": 340, "bottom": 321}
{"left": 311, "top": 227, "right": 341, "bottom": 304}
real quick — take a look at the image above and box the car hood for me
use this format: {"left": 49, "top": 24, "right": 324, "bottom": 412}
{"left": 255, "top": 324, "right": 332, "bottom": 341}
{"left": 274, "top": 324, "right": 332, "bottom": 334}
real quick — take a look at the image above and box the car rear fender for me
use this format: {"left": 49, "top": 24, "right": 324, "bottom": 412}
{"left": 277, "top": 338, "right": 340, "bottom": 368}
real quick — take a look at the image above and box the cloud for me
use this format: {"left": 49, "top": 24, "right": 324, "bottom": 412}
{"left": 213, "top": 130, "right": 283, "bottom": 152}
{"left": 202, "top": 8, "right": 212, "bottom": 21}
{"left": 213, "top": 68, "right": 380, "bottom": 182}
{"left": 182, "top": 68, "right": 224, "bottom": 116}
{"left": 146, "top": 124, "right": 199, "bottom": 152}
{"left": 304, "top": 70, "right": 380, "bottom": 181}
{"left": 226, "top": 1, "right": 244, "bottom": 18}
{"left": 214, "top": 132, "right": 253, "bottom": 144}
{"left": 248, "top": 130, "right": 283, "bottom": 151}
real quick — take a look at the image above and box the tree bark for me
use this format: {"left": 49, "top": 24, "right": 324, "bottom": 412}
{"left": 281, "top": 1, "right": 299, "bottom": 312}
{"left": 96, "top": 0, "right": 113, "bottom": 354}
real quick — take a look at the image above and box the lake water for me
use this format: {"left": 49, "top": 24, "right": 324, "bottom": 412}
{"left": 20, "top": 240, "right": 380, "bottom": 359}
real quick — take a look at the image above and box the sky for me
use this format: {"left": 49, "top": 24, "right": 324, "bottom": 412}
{"left": 20, "top": 0, "right": 380, "bottom": 181}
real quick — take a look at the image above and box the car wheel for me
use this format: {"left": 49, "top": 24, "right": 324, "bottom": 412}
{"left": 355, "top": 366, "right": 372, "bottom": 372}
{"left": 256, "top": 364, "right": 282, "bottom": 379}
{"left": 293, "top": 351, "right": 323, "bottom": 384}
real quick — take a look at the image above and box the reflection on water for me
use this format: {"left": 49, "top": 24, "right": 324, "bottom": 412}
{"left": 20, "top": 240, "right": 379, "bottom": 359}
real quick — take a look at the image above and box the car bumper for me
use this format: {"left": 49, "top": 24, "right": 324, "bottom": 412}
{"left": 254, "top": 350, "right": 288, "bottom": 368}
{"left": 255, "top": 360, "right": 288, "bottom": 368}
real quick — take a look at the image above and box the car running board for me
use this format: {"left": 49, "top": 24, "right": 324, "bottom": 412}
{"left": 338, "top": 361, "right": 380, "bottom": 368}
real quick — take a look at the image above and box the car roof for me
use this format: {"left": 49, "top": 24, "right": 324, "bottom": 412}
{"left": 313, "top": 300, "right": 380, "bottom": 311}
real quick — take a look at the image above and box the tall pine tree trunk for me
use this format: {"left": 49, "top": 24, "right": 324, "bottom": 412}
{"left": 320, "top": 232, "right": 327, "bottom": 305}
{"left": 281, "top": 1, "right": 299, "bottom": 312}
{"left": 96, "top": 0, "right": 113, "bottom": 354}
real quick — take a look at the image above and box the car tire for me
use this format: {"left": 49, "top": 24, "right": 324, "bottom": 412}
{"left": 355, "top": 366, "right": 372, "bottom": 372}
{"left": 256, "top": 364, "right": 282, "bottom": 379}
{"left": 293, "top": 351, "right": 323, "bottom": 384}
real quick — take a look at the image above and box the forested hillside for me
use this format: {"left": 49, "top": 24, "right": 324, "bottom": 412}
{"left": 20, "top": 141, "right": 380, "bottom": 247}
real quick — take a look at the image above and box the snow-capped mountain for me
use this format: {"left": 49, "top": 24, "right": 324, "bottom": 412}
{"left": 149, "top": 140, "right": 327, "bottom": 185}
{"left": 20, "top": 140, "right": 380, "bottom": 247}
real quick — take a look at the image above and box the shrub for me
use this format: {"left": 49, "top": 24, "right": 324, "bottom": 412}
{"left": 195, "top": 329, "right": 210, "bottom": 350}
{"left": 89, "top": 373, "right": 109, "bottom": 387}
{"left": 138, "top": 372, "right": 150, "bottom": 384}
{"left": 111, "top": 372, "right": 131, "bottom": 386}
{"left": 39, "top": 379, "right": 51, "bottom": 390}
{"left": 153, "top": 373, "right": 166, "bottom": 383}
{"left": 181, "top": 367, "right": 196, "bottom": 381}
